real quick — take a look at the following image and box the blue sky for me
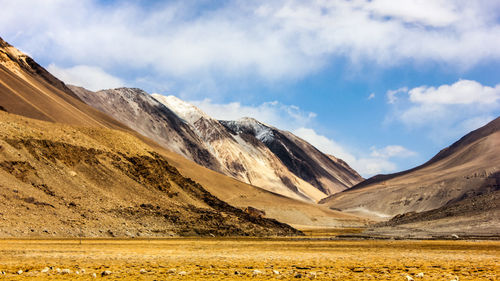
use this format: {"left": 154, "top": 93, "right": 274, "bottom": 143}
{"left": 1, "top": 0, "right": 499, "bottom": 177}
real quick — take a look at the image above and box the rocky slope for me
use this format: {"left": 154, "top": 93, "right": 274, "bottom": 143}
{"left": 153, "top": 95, "right": 330, "bottom": 202}
{"left": 69, "top": 86, "right": 221, "bottom": 172}
{"left": 221, "top": 118, "right": 363, "bottom": 194}
{"left": 320, "top": 117, "right": 500, "bottom": 235}
{"left": 0, "top": 36, "right": 367, "bottom": 230}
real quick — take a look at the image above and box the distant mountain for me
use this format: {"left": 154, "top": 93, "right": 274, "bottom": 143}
{"left": 320, "top": 117, "right": 500, "bottom": 236}
{"left": 155, "top": 95, "right": 362, "bottom": 200}
{"left": 153, "top": 95, "right": 336, "bottom": 202}
{"left": 220, "top": 118, "right": 363, "bottom": 194}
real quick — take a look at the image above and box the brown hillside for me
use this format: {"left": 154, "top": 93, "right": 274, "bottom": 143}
{"left": 0, "top": 111, "right": 302, "bottom": 237}
{"left": 320, "top": 117, "right": 500, "bottom": 225}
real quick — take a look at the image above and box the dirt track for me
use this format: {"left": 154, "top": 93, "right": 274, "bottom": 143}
{"left": 0, "top": 238, "right": 498, "bottom": 280}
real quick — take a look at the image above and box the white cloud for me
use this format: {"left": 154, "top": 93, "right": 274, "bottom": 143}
{"left": 387, "top": 87, "right": 408, "bottom": 104}
{"left": 1, "top": 0, "right": 499, "bottom": 85}
{"left": 387, "top": 79, "right": 500, "bottom": 142}
{"left": 366, "top": 0, "right": 459, "bottom": 27}
{"left": 408, "top": 80, "right": 500, "bottom": 105}
{"left": 294, "top": 128, "right": 413, "bottom": 176}
{"left": 189, "top": 97, "right": 413, "bottom": 177}
{"left": 292, "top": 128, "right": 356, "bottom": 164}
{"left": 190, "top": 99, "right": 316, "bottom": 131}
{"left": 370, "top": 145, "right": 417, "bottom": 158}
{"left": 47, "top": 64, "right": 124, "bottom": 91}
{"left": 368, "top": 93, "right": 375, "bottom": 100}
{"left": 355, "top": 158, "right": 397, "bottom": 176}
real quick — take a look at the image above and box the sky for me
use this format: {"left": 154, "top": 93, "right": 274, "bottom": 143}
{"left": 1, "top": 0, "right": 499, "bottom": 177}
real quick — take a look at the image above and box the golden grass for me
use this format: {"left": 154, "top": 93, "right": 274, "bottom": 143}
{"left": 0, "top": 238, "right": 498, "bottom": 280}
{"left": 299, "top": 228, "right": 365, "bottom": 237}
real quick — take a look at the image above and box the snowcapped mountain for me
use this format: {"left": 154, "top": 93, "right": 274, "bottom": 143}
{"left": 153, "top": 95, "right": 327, "bottom": 202}
{"left": 153, "top": 95, "right": 362, "bottom": 201}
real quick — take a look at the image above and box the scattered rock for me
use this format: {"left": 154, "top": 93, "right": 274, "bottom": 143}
{"left": 69, "top": 171, "right": 77, "bottom": 177}
{"left": 0, "top": 271, "right": 5, "bottom": 275}
{"left": 244, "top": 206, "right": 266, "bottom": 218}
{"left": 17, "top": 270, "right": 23, "bottom": 275}
{"left": 406, "top": 275, "right": 414, "bottom": 281}
{"left": 252, "top": 269, "right": 262, "bottom": 276}
{"left": 178, "top": 271, "right": 188, "bottom": 276}
{"left": 41, "top": 267, "right": 50, "bottom": 273}
{"left": 167, "top": 268, "right": 177, "bottom": 273}
{"left": 416, "top": 272, "right": 424, "bottom": 278}
{"left": 101, "top": 270, "right": 112, "bottom": 276}
{"left": 294, "top": 273, "right": 303, "bottom": 278}
{"left": 273, "top": 270, "right": 280, "bottom": 275}
{"left": 55, "top": 268, "right": 61, "bottom": 273}
{"left": 451, "top": 234, "right": 459, "bottom": 239}
{"left": 81, "top": 269, "right": 86, "bottom": 274}
{"left": 352, "top": 268, "right": 364, "bottom": 272}
{"left": 75, "top": 270, "right": 80, "bottom": 275}
{"left": 309, "top": 271, "right": 317, "bottom": 278}
{"left": 61, "top": 268, "right": 71, "bottom": 274}
{"left": 91, "top": 272, "right": 97, "bottom": 278}
{"left": 140, "top": 268, "right": 147, "bottom": 274}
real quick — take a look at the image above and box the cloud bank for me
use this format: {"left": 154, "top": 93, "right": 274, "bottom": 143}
{"left": 1, "top": 0, "right": 499, "bottom": 86}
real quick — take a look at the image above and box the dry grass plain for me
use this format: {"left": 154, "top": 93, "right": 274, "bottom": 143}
{"left": 0, "top": 237, "right": 498, "bottom": 280}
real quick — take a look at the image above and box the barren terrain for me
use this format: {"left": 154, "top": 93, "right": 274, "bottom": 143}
{"left": 0, "top": 238, "right": 498, "bottom": 280}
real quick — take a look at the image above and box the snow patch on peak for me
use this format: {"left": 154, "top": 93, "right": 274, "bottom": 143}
{"left": 152, "top": 94, "right": 210, "bottom": 124}
{"left": 222, "top": 118, "right": 275, "bottom": 143}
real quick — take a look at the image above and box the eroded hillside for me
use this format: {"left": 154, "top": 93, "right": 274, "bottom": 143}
{"left": 0, "top": 111, "right": 301, "bottom": 237}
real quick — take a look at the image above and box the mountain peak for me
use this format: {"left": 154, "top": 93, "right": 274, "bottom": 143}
{"left": 223, "top": 118, "right": 275, "bottom": 143}
{"left": 152, "top": 94, "right": 210, "bottom": 124}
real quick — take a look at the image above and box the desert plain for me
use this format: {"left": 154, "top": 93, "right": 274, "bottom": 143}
{"left": 0, "top": 235, "right": 498, "bottom": 281}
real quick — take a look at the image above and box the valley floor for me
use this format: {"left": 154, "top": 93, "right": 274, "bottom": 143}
{"left": 0, "top": 238, "right": 498, "bottom": 280}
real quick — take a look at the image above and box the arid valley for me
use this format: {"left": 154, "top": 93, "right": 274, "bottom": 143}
{"left": 1, "top": 238, "right": 499, "bottom": 280}
{"left": 1, "top": 1, "right": 500, "bottom": 281}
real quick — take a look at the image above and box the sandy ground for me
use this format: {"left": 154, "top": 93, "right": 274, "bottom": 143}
{"left": 0, "top": 238, "right": 498, "bottom": 280}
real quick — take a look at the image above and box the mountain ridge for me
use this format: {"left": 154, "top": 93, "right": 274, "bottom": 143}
{"left": 346, "top": 117, "right": 500, "bottom": 192}
{"left": 73, "top": 86, "right": 362, "bottom": 202}
{"left": 221, "top": 118, "right": 363, "bottom": 194}
{"left": 154, "top": 94, "right": 363, "bottom": 200}
{"left": 320, "top": 117, "right": 500, "bottom": 228}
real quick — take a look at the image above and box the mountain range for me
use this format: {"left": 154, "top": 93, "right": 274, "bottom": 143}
{"left": 1, "top": 36, "right": 499, "bottom": 238}
{"left": 70, "top": 87, "right": 362, "bottom": 202}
